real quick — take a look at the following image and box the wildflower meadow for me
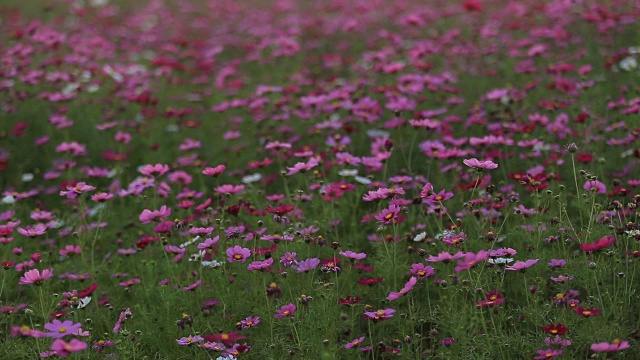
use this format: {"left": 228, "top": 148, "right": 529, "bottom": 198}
{"left": 2, "top": 0, "right": 640, "bottom": 359}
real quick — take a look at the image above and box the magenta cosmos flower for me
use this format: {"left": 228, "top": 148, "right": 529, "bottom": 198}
{"left": 590, "top": 339, "right": 630, "bottom": 352}
{"left": 387, "top": 276, "right": 418, "bottom": 301}
{"left": 275, "top": 303, "right": 296, "bottom": 319}
{"left": 44, "top": 320, "right": 82, "bottom": 339}
{"left": 138, "top": 205, "right": 171, "bottom": 224}
{"left": 226, "top": 245, "right": 251, "bottom": 263}
{"left": 410, "top": 263, "right": 435, "bottom": 279}
{"left": 345, "top": 336, "right": 366, "bottom": 349}
{"left": 19, "top": 268, "right": 54, "bottom": 285}
{"left": 374, "top": 204, "right": 401, "bottom": 225}
{"left": 463, "top": 158, "right": 499, "bottom": 170}
{"left": 50, "top": 338, "right": 88, "bottom": 357}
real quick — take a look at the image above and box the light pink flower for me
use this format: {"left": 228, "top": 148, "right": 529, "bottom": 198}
{"left": 140, "top": 164, "right": 170, "bottom": 177}
{"left": 590, "top": 339, "right": 630, "bottom": 352}
{"left": 202, "top": 165, "right": 226, "bottom": 177}
{"left": 50, "top": 338, "right": 88, "bottom": 357}
{"left": 463, "top": 158, "right": 498, "bottom": 170}
{"left": 19, "top": 268, "right": 54, "bottom": 285}
{"left": 138, "top": 205, "right": 171, "bottom": 224}
{"left": 17, "top": 224, "right": 47, "bottom": 237}
{"left": 583, "top": 180, "right": 606, "bottom": 194}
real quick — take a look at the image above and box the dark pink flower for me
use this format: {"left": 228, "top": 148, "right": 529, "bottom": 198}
{"left": 387, "top": 276, "right": 417, "bottom": 301}
{"left": 275, "top": 303, "right": 296, "bottom": 318}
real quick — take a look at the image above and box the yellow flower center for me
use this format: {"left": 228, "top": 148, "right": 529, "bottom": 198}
{"left": 58, "top": 327, "right": 67, "bottom": 333}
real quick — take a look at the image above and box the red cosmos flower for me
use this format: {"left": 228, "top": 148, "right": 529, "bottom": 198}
{"left": 541, "top": 323, "right": 568, "bottom": 336}
{"left": 462, "top": 0, "right": 483, "bottom": 12}
{"left": 576, "top": 153, "right": 593, "bottom": 163}
{"left": 573, "top": 307, "right": 601, "bottom": 317}
{"left": 203, "top": 332, "right": 246, "bottom": 346}
{"left": 338, "top": 296, "right": 362, "bottom": 306}
{"left": 78, "top": 282, "right": 98, "bottom": 298}
{"left": 357, "top": 277, "right": 383, "bottom": 286}
{"left": 579, "top": 235, "right": 614, "bottom": 253}
{"left": 265, "top": 204, "right": 295, "bottom": 216}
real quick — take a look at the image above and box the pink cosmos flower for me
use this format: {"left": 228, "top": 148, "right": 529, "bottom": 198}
{"left": 387, "top": 276, "right": 418, "bottom": 301}
{"left": 202, "top": 165, "right": 226, "bottom": 177}
{"left": 19, "top": 268, "right": 54, "bottom": 285}
{"left": 17, "top": 224, "right": 47, "bottom": 237}
{"left": 239, "top": 316, "right": 261, "bottom": 329}
{"left": 275, "top": 303, "right": 296, "bottom": 318}
{"left": 176, "top": 335, "right": 204, "bottom": 345}
{"left": 345, "top": 336, "right": 366, "bottom": 349}
{"left": 463, "top": 158, "right": 499, "bottom": 170}
{"left": 247, "top": 258, "right": 274, "bottom": 271}
{"left": 364, "top": 308, "right": 395, "bottom": 321}
{"left": 339, "top": 250, "right": 367, "bottom": 260}
{"left": 44, "top": 320, "right": 82, "bottom": 339}
{"left": 59, "top": 182, "right": 96, "bottom": 199}
{"left": 534, "top": 349, "right": 562, "bottom": 359}
{"left": 140, "top": 163, "right": 170, "bottom": 177}
{"left": 214, "top": 184, "right": 245, "bottom": 195}
{"left": 59, "top": 245, "right": 82, "bottom": 256}
{"left": 183, "top": 280, "right": 202, "bottom": 291}
{"left": 138, "top": 205, "right": 171, "bottom": 224}
{"left": 454, "top": 251, "right": 489, "bottom": 272}
{"left": 426, "top": 251, "right": 466, "bottom": 263}
{"left": 91, "top": 192, "right": 113, "bottom": 202}
{"left": 590, "top": 339, "right": 630, "bottom": 352}
{"left": 226, "top": 245, "right": 251, "bottom": 263}
{"left": 113, "top": 308, "right": 132, "bottom": 334}
{"left": 50, "top": 339, "right": 88, "bottom": 357}
{"left": 583, "top": 180, "right": 606, "bottom": 194}
{"left": 505, "top": 259, "right": 539, "bottom": 271}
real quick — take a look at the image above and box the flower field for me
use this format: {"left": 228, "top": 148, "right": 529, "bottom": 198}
{"left": 1, "top": 0, "right": 640, "bottom": 358}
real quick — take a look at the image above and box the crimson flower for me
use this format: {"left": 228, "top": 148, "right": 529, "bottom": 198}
{"left": 357, "top": 277, "right": 383, "bottom": 286}
{"left": 338, "top": 296, "right": 362, "bottom": 306}
{"left": 573, "top": 307, "right": 601, "bottom": 317}
{"left": 579, "top": 235, "right": 614, "bottom": 253}
{"left": 203, "top": 332, "right": 246, "bottom": 346}
{"left": 541, "top": 323, "right": 567, "bottom": 336}
{"left": 265, "top": 204, "right": 295, "bottom": 216}
{"left": 475, "top": 291, "right": 505, "bottom": 307}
